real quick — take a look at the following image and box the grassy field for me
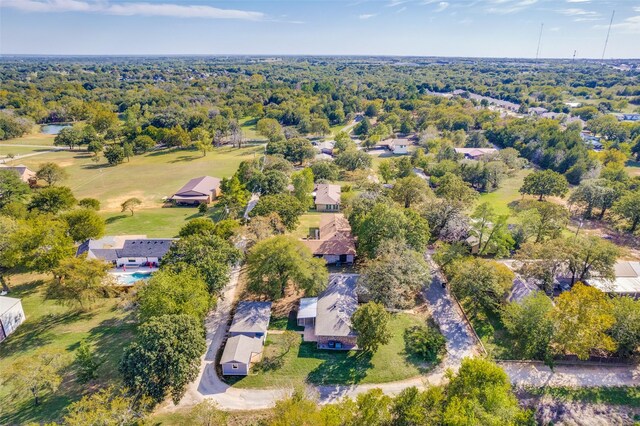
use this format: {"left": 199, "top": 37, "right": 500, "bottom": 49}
{"left": 626, "top": 160, "right": 640, "bottom": 177}
{"left": 6, "top": 144, "right": 264, "bottom": 212}
{"left": 477, "top": 168, "right": 531, "bottom": 217}
{"left": 292, "top": 212, "right": 323, "bottom": 239}
{"left": 0, "top": 274, "right": 135, "bottom": 425}
{"left": 239, "top": 117, "right": 266, "bottom": 142}
{"left": 229, "top": 313, "right": 431, "bottom": 389}
{"left": 0, "top": 133, "right": 56, "bottom": 146}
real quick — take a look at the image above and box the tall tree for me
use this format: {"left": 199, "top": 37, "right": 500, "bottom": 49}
{"left": 519, "top": 170, "right": 568, "bottom": 201}
{"left": 612, "top": 190, "right": 640, "bottom": 233}
{"left": 352, "top": 302, "right": 391, "bottom": 354}
{"left": 551, "top": 283, "right": 616, "bottom": 360}
{"left": 28, "top": 186, "right": 77, "bottom": 214}
{"left": 291, "top": 168, "right": 314, "bottom": 207}
{"left": 389, "top": 175, "right": 432, "bottom": 208}
{"left": 566, "top": 235, "right": 620, "bottom": 285}
{"left": 120, "top": 197, "right": 141, "bottom": 216}
{"left": 502, "top": 292, "right": 554, "bottom": 360}
{"left": 219, "top": 175, "right": 250, "bottom": 218}
{"left": 250, "top": 194, "right": 306, "bottom": 231}
{"left": 449, "top": 258, "right": 514, "bottom": 316}
{"left": 0, "top": 170, "right": 31, "bottom": 208}
{"left": 35, "top": 162, "right": 68, "bottom": 186}
{"left": 49, "top": 256, "right": 110, "bottom": 309}
{"left": 61, "top": 208, "right": 106, "bottom": 242}
{"left": 120, "top": 314, "right": 206, "bottom": 404}
{"left": 2, "top": 350, "right": 63, "bottom": 406}
{"left": 247, "top": 236, "right": 328, "bottom": 299}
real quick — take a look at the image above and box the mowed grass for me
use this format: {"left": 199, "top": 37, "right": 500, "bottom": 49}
{"left": 0, "top": 145, "right": 54, "bottom": 157}
{"left": 477, "top": 168, "right": 531, "bottom": 217}
{"left": 7, "top": 144, "right": 265, "bottom": 212}
{"left": 292, "top": 212, "right": 323, "bottom": 239}
{"left": 626, "top": 160, "right": 640, "bottom": 177}
{"left": 101, "top": 207, "right": 200, "bottom": 237}
{"left": 230, "top": 313, "right": 431, "bottom": 389}
{"left": 0, "top": 133, "right": 56, "bottom": 146}
{"left": 0, "top": 275, "right": 135, "bottom": 425}
{"left": 239, "top": 117, "right": 266, "bottom": 141}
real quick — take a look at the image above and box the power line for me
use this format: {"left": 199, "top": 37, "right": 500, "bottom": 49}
{"left": 601, "top": 10, "right": 615, "bottom": 61}
{"left": 535, "top": 23, "right": 544, "bottom": 60}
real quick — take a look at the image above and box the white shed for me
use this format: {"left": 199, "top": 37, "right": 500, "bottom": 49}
{"left": 0, "top": 296, "right": 25, "bottom": 342}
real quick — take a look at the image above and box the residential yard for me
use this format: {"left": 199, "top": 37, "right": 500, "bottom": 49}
{"left": 6, "top": 144, "right": 265, "bottom": 212}
{"left": 477, "top": 168, "right": 531, "bottom": 217}
{"left": 239, "top": 117, "right": 267, "bottom": 142}
{"left": 292, "top": 212, "right": 323, "bottom": 239}
{"left": 229, "top": 313, "right": 433, "bottom": 389}
{"left": 0, "top": 274, "right": 135, "bottom": 425}
{"left": 463, "top": 304, "right": 514, "bottom": 360}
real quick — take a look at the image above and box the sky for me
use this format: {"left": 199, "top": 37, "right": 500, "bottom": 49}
{"left": 0, "top": 0, "right": 639, "bottom": 58}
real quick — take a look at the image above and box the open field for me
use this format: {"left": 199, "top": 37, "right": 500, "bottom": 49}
{"left": 0, "top": 145, "right": 53, "bottom": 157}
{"left": 477, "top": 168, "right": 531, "bottom": 217}
{"left": 239, "top": 117, "right": 266, "bottom": 142}
{"left": 0, "top": 133, "right": 56, "bottom": 146}
{"left": 0, "top": 274, "right": 134, "bottom": 425}
{"left": 6, "top": 144, "right": 265, "bottom": 212}
{"left": 229, "top": 313, "right": 432, "bottom": 389}
{"left": 102, "top": 207, "right": 202, "bottom": 237}
{"left": 626, "top": 160, "right": 640, "bottom": 177}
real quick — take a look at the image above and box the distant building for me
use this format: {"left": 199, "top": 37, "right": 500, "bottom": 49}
{"left": 314, "top": 141, "right": 335, "bottom": 156}
{"left": 220, "top": 301, "right": 272, "bottom": 376}
{"left": 169, "top": 176, "right": 221, "bottom": 205}
{"left": 301, "top": 213, "right": 356, "bottom": 265}
{"left": 0, "top": 296, "right": 25, "bottom": 343}
{"left": 618, "top": 113, "right": 640, "bottom": 122}
{"left": 297, "top": 275, "right": 359, "bottom": 350}
{"left": 564, "top": 102, "right": 582, "bottom": 108}
{"left": 0, "top": 165, "right": 37, "bottom": 186}
{"left": 528, "top": 107, "right": 549, "bottom": 116}
{"left": 313, "top": 183, "right": 341, "bottom": 212}
{"left": 580, "top": 132, "right": 603, "bottom": 151}
{"left": 587, "top": 261, "right": 640, "bottom": 297}
{"left": 454, "top": 147, "right": 498, "bottom": 160}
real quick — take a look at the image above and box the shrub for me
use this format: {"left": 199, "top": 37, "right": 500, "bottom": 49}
{"left": 404, "top": 325, "right": 446, "bottom": 362}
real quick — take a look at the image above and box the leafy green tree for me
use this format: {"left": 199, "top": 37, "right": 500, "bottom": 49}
{"left": 291, "top": 168, "right": 314, "bottom": 207}
{"left": 250, "top": 194, "right": 306, "bottom": 231}
{"left": 49, "top": 256, "right": 110, "bottom": 309}
{"left": 470, "top": 203, "right": 514, "bottom": 257}
{"left": 310, "top": 160, "right": 339, "bottom": 181}
{"left": 566, "top": 235, "right": 620, "bottom": 285}
{"left": 257, "top": 169, "right": 289, "bottom": 195}
{"left": 120, "top": 314, "right": 206, "bottom": 404}
{"left": 403, "top": 325, "right": 446, "bottom": 362}
{"left": 610, "top": 297, "right": 640, "bottom": 358}
{"left": 256, "top": 118, "right": 283, "bottom": 142}
{"left": 74, "top": 339, "right": 103, "bottom": 384}
{"left": 62, "top": 208, "right": 105, "bottom": 242}
{"left": 449, "top": 258, "right": 514, "bottom": 316}
{"left": 2, "top": 350, "right": 63, "bottom": 406}
{"left": 63, "top": 386, "right": 147, "bottom": 426}
{"left": 133, "top": 134, "right": 156, "bottom": 154}
{"left": 444, "top": 358, "right": 533, "bottom": 425}
{"left": 519, "top": 170, "right": 568, "bottom": 201}
{"left": 0, "top": 169, "right": 30, "bottom": 208}
{"left": 270, "top": 388, "right": 323, "bottom": 426}
{"left": 502, "top": 292, "right": 554, "bottom": 360}
{"left": 178, "top": 217, "right": 216, "bottom": 238}
{"left": 514, "top": 199, "right": 569, "bottom": 243}
{"left": 434, "top": 172, "right": 477, "bottom": 206}
{"left": 120, "top": 197, "right": 141, "bottom": 216}
{"left": 36, "top": 162, "right": 67, "bottom": 186}
{"left": 161, "top": 234, "right": 241, "bottom": 295}
{"left": 54, "top": 126, "right": 83, "bottom": 149}
{"left": 29, "top": 186, "right": 77, "bottom": 214}
{"left": 515, "top": 239, "right": 567, "bottom": 294}
{"left": 247, "top": 235, "right": 327, "bottom": 299}
{"left": 392, "top": 386, "right": 444, "bottom": 426}
{"left": 359, "top": 240, "right": 430, "bottom": 309}
{"left": 378, "top": 158, "right": 398, "bottom": 183}
{"left": 352, "top": 388, "right": 392, "bottom": 426}
{"left": 390, "top": 175, "right": 433, "bottom": 208}
{"left": 138, "top": 266, "right": 211, "bottom": 322}
{"left": 352, "top": 302, "right": 391, "bottom": 353}
{"left": 186, "top": 400, "right": 229, "bottom": 426}
{"left": 78, "top": 197, "right": 100, "bottom": 210}
{"left": 219, "top": 175, "right": 250, "bottom": 218}
{"left": 569, "top": 179, "right": 623, "bottom": 220}
{"left": 551, "top": 283, "right": 616, "bottom": 360}
{"left": 103, "top": 144, "right": 124, "bottom": 165}
{"left": 334, "top": 150, "right": 372, "bottom": 171}
{"left": 612, "top": 190, "right": 640, "bottom": 233}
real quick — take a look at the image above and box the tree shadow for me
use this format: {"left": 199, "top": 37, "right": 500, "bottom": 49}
{"left": 85, "top": 310, "right": 137, "bottom": 382}
{"left": 168, "top": 155, "right": 202, "bottom": 163}
{"left": 105, "top": 214, "right": 127, "bottom": 224}
{"left": 82, "top": 162, "right": 113, "bottom": 170}
{"left": 303, "top": 344, "right": 372, "bottom": 385}
{"left": 0, "top": 392, "right": 73, "bottom": 426}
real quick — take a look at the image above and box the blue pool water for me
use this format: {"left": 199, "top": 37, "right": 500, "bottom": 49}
{"left": 116, "top": 272, "right": 152, "bottom": 285}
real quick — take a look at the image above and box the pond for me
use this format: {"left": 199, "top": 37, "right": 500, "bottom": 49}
{"left": 41, "top": 124, "right": 71, "bottom": 135}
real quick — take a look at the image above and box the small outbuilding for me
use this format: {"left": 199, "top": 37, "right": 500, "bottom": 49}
{"left": 220, "top": 335, "right": 264, "bottom": 376}
{"left": 0, "top": 296, "right": 25, "bottom": 343}
{"left": 229, "top": 301, "right": 272, "bottom": 339}
{"left": 169, "top": 176, "right": 221, "bottom": 205}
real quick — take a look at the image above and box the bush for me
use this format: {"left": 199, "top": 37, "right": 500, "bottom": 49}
{"left": 404, "top": 325, "right": 446, "bottom": 362}
{"left": 198, "top": 202, "right": 208, "bottom": 214}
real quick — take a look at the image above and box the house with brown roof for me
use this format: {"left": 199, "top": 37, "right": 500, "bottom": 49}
{"left": 169, "top": 176, "right": 221, "bottom": 205}
{"left": 297, "top": 275, "right": 359, "bottom": 350}
{"left": 302, "top": 214, "right": 356, "bottom": 265}
{"left": 0, "top": 165, "right": 37, "bottom": 186}
{"left": 454, "top": 147, "right": 498, "bottom": 160}
{"left": 313, "top": 183, "right": 341, "bottom": 211}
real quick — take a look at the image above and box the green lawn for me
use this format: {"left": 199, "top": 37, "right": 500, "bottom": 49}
{"left": 0, "top": 133, "right": 56, "bottom": 146}
{"left": 526, "top": 386, "right": 640, "bottom": 407}
{"left": 292, "top": 212, "right": 323, "bottom": 239}
{"left": 6, "top": 144, "right": 264, "bottom": 212}
{"left": 626, "top": 160, "right": 640, "bottom": 177}
{"left": 0, "top": 145, "right": 54, "bottom": 157}
{"left": 477, "top": 168, "right": 531, "bottom": 217}
{"left": 229, "top": 313, "right": 432, "bottom": 389}
{"left": 0, "top": 276, "right": 135, "bottom": 425}
{"left": 239, "top": 117, "right": 267, "bottom": 142}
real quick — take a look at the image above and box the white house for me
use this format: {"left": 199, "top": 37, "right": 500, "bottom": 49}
{"left": 0, "top": 296, "right": 25, "bottom": 343}
{"left": 77, "top": 236, "right": 175, "bottom": 268}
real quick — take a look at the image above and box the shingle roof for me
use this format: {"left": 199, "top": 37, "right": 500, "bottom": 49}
{"left": 116, "top": 239, "right": 175, "bottom": 258}
{"left": 302, "top": 214, "right": 356, "bottom": 256}
{"left": 220, "top": 335, "right": 263, "bottom": 364}
{"left": 0, "top": 165, "right": 35, "bottom": 183}
{"left": 315, "top": 275, "right": 358, "bottom": 337}
{"left": 314, "top": 184, "right": 341, "bottom": 205}
{"left": 229, "top": 301, "right": 272, "bottom": 334}
{"left": 173, "top": 176, "right": 221, "bottom": 197}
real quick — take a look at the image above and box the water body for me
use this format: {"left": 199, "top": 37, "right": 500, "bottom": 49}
{"left": 41, "top": 124, "right": 71, "bottom": 135}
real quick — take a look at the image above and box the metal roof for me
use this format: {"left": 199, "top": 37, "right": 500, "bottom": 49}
{"left": 297, "top": 297, "right": 318, "bottom": 320}
{"left": 220, "top": 335, "right": 263, "bottom": 364}
{"left": 229, "top": 301, "right": 272, "bottom": 334}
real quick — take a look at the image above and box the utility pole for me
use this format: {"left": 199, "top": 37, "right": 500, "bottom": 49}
{"left": 535, "top": 23, "right": 544, "bottom": 60}
{"left": 601, "top": 10, "right": 615, "bottom": 61}
{"left": 572, "top": 50, "right": 576, "bottom": 61}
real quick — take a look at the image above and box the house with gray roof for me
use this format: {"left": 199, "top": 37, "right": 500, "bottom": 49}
{"left": 313, "top": 183, "right": 341, "bottom": 212}
{"left": 297, "top": 275, "right": 359, "bottom": 350}
{"left": 169, "top": 176, "right": 221, "bottom": 205}
{"left": 76, "top": 235, "right": 147, "bottom": 265}
{"left": 115, "top": 239, "right": 174, "bottom": 267}
{"left": 220, "top": 301, "right": 272, "bottom": 376}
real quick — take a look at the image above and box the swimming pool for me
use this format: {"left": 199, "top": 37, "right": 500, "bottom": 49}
{"left": 115, "top": 271, "right": 153, "bottom": 286}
